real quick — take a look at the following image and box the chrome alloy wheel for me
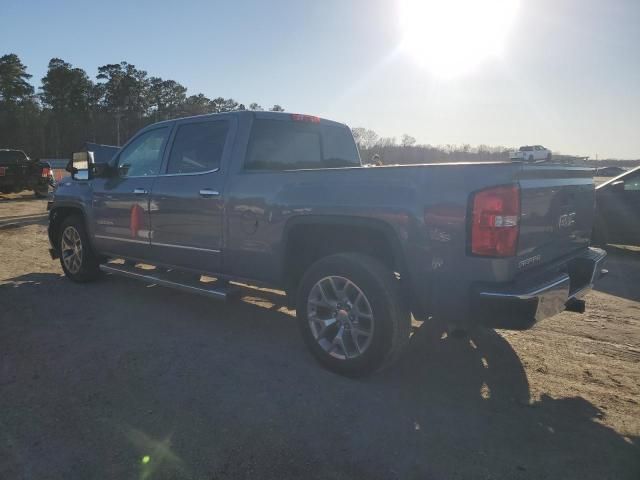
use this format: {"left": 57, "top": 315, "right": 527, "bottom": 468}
{"left": 61, "top": 225, "right": 83, "bottom": 274}
{"left": 307, "top": 276, "right": 375, "bottom": 360}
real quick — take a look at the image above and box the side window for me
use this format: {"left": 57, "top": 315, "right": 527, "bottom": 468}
{"left": 117, "top": 127, "right": 169, "bottom": 178}
{"left": 166, "top": 121, "right": 229, "bottom": 174}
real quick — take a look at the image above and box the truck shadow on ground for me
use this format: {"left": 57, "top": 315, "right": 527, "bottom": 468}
{"left": 0, "top": 213, "right": 48, "bottom": 230}
{"left": 0, "top": 193, "right": 45, "bottom": 203}
{"left": 594, "top": 245, "right": 640, "bottom": 302}
{"left": 1, "top": 273, "right": 638, "bottom": 479}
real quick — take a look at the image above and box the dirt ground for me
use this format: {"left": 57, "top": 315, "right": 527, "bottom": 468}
{"left": 1, "top": 192, "right": 639, "bottom": 480}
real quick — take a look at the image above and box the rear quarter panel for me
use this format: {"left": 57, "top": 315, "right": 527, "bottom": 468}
{"left": 224, "top": 157, "right": 520, "bottom": 321}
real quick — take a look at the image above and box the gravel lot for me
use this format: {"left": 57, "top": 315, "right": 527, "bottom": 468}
{"left": 1, "top": 192, "right": 639, "bottom": 480}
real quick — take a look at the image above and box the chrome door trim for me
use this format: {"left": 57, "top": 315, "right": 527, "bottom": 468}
{"left": 152, "top": 242, "right": 221, "bottom": 253}
{"left": 157, "top": 167, "right": 220, "bottom": 178}
{"left": 94, "top": 234, "right": 150, "bottom": 245}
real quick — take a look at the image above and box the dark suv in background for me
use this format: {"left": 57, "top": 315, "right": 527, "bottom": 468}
{"left": 0, "top": 149, "right": 52, "bottom": 197}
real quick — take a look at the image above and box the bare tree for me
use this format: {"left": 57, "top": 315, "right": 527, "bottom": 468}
{"left": 400, "top": 134, "right": 416, "bottom": 147}
{"left": 351, "top": 127, "right": 379, "bottom": 150}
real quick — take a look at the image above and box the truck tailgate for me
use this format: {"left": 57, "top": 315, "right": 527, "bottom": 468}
{"left": 517, "top": 165, "right": 594, "bottom": 269}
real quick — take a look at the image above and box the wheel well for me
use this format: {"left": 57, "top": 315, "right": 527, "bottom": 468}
{"left": 283, "top": 222, "right": 403, "bottom": 296}
{"left": 49, "top": 207, "right": 84, "bottom": 249}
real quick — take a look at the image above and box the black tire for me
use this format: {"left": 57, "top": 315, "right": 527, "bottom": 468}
{"left": 296, "top": 253, "right": 410, "bottom": 377}
{"left": 58, "top": 215, "right": 101, "bottom": 282}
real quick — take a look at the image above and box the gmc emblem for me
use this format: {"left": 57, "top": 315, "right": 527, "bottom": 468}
{"left": 558, "top": 212, "right": 576, "bottom": 229}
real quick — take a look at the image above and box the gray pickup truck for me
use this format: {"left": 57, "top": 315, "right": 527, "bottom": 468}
{"left": 48, "top": 111, "right": 607, "bottom": 376}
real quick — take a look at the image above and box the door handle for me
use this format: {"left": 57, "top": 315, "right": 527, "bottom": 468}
{"left": 133, "top": 188, "right": 148, "bottom": 195}
{"left": 199, "top": 189, "right": 220, "bottom": 197}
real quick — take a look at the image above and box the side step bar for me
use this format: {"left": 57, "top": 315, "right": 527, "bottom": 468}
{"left": 99, "top": 263, "right": 240, "bottom": 301}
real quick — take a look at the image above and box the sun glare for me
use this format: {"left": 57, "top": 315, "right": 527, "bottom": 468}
{"left": 398, "top": 0, "right": 520, "bottom": 78}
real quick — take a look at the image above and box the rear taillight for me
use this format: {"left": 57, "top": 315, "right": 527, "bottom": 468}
{"left": 41, "top": 167, "right": 51, "bottom": 178}
{"left": 470, "top": 185, "right": 520, "bottom": 257}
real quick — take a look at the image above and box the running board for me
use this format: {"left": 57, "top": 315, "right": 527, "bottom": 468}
{"left": 99, "top": 263, "right": 240, "bottom": 301}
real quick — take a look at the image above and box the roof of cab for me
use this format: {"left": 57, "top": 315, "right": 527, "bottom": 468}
{"left": 145, "top": 110, "right": 348, "bottom": 129}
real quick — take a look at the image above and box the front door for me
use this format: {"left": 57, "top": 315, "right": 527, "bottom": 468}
{"left": 92, "top": 126, "right": 172, "bottom": 260}
{"left": 148, "top": 118, "right": 232, "bottom": 272}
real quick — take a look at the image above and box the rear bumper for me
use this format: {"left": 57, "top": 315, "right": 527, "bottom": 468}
{"left": 473, "top": 247, "right": 607, "bottom": 330}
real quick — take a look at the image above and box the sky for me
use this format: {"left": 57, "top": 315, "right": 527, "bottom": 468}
{"left": 1, "top": 0, "right": 639, "bottom": 159}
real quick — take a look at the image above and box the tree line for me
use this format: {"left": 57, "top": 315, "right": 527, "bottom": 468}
{"left": 3, "top": 53, "right": 614, "bottom": 165}
{"left": 0, "top": 53, "right": 284, "bottom": 159}
{"left": 351, "top": 127, "right": 511, "bottom": 164}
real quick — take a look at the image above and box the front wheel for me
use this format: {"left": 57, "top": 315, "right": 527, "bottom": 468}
{"left": 296, "top": 253, "right": 410, "bottom": 377}
{"left": 58, "top": 215, "right": 101, "bottom": 282}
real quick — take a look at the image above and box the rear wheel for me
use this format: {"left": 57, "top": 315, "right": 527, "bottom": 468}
{"left": 58, "top": 215, "right": 101, "bottom": 282}
{"left": 296, "top": 253, "right": 410, "bottom": 377}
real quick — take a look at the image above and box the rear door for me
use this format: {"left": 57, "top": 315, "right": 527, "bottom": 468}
{"left": 91, "top": 126, "right": 171, "bottom": 260}
{"left": 148, "top": 116, "right": 234, "bottom": 272}
{"left": 516, "top": 164, "right": 595, "bottom": 269}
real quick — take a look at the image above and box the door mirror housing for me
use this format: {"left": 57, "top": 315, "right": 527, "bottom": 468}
{"left": 93, "top": 162, "right": 112, "bottom": 178}
{"left": 68, "top": 151, "right": 115, "bottom": 180}
{"left": 68, "top": 151, "right": 91, "bottom": 180}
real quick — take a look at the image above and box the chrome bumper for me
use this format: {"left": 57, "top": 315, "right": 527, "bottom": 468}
{"left": 474, "top": 248, "right": 607, "bottom": 330}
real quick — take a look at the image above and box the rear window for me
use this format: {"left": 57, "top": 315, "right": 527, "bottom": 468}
{"left": 519, "top": 146, "right": 533, "bottom": 152}
{"left": 245, "top": 119, "right": 360, "bottom": 171}
{"left": 0, "top": 150, "right": 27, "bottom": 164}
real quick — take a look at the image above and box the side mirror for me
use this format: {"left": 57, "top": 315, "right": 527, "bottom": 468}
{"left": 93, "top": 161, "right": 114, "bottom": 178}
{"left": 65, "top": 159, "right": 78, "bottom": 175}
{"left": 68, "top": 151, "right": 91, "bottom": 180}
